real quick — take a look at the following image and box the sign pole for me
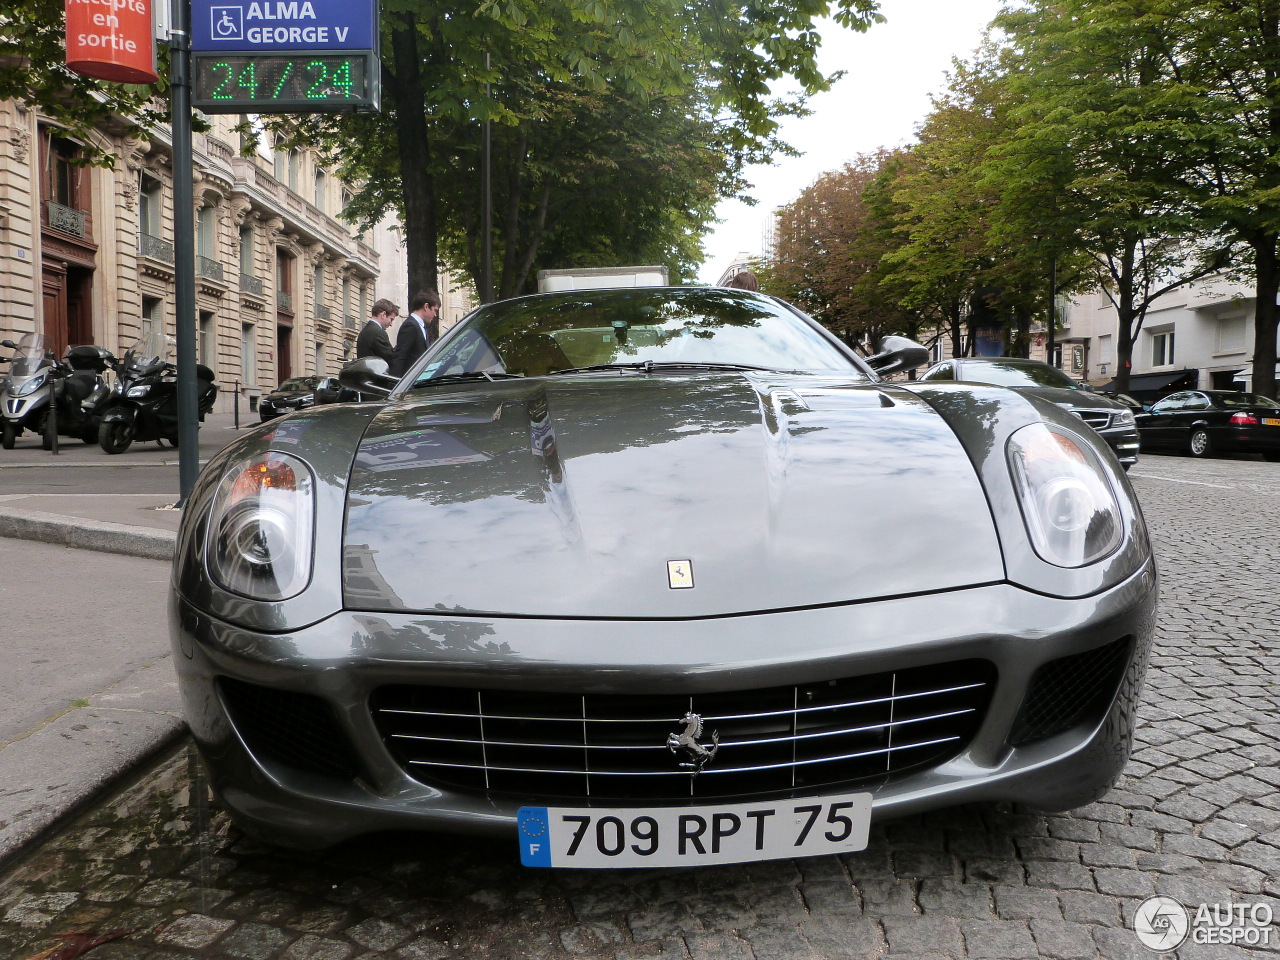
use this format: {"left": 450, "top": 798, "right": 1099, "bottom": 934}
{"left": 171, "top": 0, "right": 201, "bottom": 505}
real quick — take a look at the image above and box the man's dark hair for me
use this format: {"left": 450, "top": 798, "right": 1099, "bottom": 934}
{"left": 371, "top": 298, "right": 399, "bottom": 317}
{"left": 411, "top": 290, "right": 441, "bottom": 312}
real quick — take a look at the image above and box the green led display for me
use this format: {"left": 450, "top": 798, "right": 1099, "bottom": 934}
{"left": 193, "top": 53, "right": 379, "bottom": 114}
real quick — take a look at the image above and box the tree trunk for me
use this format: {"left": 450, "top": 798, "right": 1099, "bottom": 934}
{"left": 390, "top": 16, "right": 438, "bottom": 298}
{"left": 1252, "top": 233, "right": 1279, "bottom": 399}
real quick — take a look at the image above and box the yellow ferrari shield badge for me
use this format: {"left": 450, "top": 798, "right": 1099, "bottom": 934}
{"left": 667, "top": 560, "right": 694, "bottom": 589}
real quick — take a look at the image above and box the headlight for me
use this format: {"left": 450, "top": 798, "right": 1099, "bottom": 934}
{"left": 13, "top": 373, "right": 47, "bottom": 397}
{"left": 1112, "top": 410, "right": 1135, "bottom": 427}
{"left": 206, "top": 452, "right": 315, "bottom": 600}
{"left": 127, "top": 384, "right": 151, "bottom": 398}
{"left": 1007, "top": 423, "right": 1122, "bottom": 568}
{"left": 298, "top": 396, "right": 315, "bottom": 406}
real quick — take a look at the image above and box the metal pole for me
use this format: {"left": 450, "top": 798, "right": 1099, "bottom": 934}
{"left": 234, "top": 377, "right": 240, "bottom": 429}
{"left": 48, "top": 377, "right": 59, "bottom": 455}
{"left": 1047, "top": 253, "right": 1057, "bottom": 369}
{"left": 481, "top": 51, "right": 492, "bottom": 304}
{"left": 171, "top": 0, "right": 201, "bottom": 505}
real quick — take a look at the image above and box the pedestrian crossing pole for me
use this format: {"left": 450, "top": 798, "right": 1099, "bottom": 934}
{"left": 170, "top": 0, "right": 202, "bottom": 506}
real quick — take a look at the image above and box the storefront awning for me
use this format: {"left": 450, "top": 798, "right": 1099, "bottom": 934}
{"left": 1101, "top": 369, "right": 1197, "bottom": 396}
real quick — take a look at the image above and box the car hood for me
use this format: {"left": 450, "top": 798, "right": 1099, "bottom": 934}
{"left": 1006, "top": 385, "right": 1115, "bottom": 409}
{"left": 342, "top": 374, "right": 1005, "bottom": 617}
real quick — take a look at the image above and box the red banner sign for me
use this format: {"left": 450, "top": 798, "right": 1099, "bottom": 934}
{"left": 65, "top": 0, "right": 158, "bottom": 84}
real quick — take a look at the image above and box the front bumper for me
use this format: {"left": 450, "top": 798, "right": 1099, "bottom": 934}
{"left": 170, "top": 562, "right": 1158, "bottom": 850}
{"left": 1096, "top": 425, "right": 1141, "bottom": 465}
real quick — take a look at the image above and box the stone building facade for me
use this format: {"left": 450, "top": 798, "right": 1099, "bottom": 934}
{"left": 0, "top": 101, "right": 385, "bottom": 412}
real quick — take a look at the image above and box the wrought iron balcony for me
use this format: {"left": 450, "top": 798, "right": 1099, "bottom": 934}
{"left": 345, "top": 315, "right": 359, "bottom": 330}
{"left": 315, "top": 304, "right": 332, "bottom": 321}
{"left": 140, "top": 232, "right": 175, "bottom": 263}
{"left": 47, "top": 201, "right": 88, "bottom": 238}
{"left": 240, "top": 274, "right": 264, "bottom": 296}
{"left": 196, "top": 256, "right": 224, "bottom": 281}
{"left": 278, "top": 291, "right": 293, "bottom": 312}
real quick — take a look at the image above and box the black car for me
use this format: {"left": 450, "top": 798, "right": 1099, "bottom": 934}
{"left": 1135, "top": 390, "right": 1280, "bottom": 460}
{"left": 918, "top": 358, "right": 1141, "bottom": 468}
{"left": 258, "top": 376, "right": 342, "bottom": 422}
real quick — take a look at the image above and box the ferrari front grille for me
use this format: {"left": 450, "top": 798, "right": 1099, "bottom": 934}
{"left": 371, "top": 661, "right": 996, "bottom": 800}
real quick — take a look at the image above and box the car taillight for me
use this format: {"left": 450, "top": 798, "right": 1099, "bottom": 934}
{"left": 1230, "top": 412, "right": 1258, "bottom": 426}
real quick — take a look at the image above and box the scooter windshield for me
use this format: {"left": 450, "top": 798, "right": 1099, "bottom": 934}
{"left": 7, "top": 333, "right": 50, "bottom": 378}
{"left": 121, "top": 330, "right": 172, "bottom": 379}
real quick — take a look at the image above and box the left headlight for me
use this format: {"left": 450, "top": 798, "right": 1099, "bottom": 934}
{"left": 13, "top": 373, "right": 47, "bottom": 397}
{"left": 206, "top": 452, "right": 315, "bottom": 600}
{"left": 1112, "top": 409, "right": 1136, "bottom": 427}
{"left": 1007, "top": 422, "right": 1123, "bottom": 568}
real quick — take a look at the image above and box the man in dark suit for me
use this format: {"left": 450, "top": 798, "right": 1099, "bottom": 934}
{"left": 391, "top": 289, "right": 440, "bottom": 377}
{"left": 356, "top": 298, "right": 398, "bottom": 366}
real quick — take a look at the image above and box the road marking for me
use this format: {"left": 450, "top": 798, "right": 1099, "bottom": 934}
{"left": 1128, "top": 473, "right": 1233, "bottom": 489}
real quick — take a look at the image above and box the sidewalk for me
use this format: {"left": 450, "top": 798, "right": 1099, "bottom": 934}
{"left": 0, "top": 412, "right": 258, "bottom": 868}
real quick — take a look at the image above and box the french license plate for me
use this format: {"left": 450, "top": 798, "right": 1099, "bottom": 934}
{"left": 518, "top": 791, "right": 872, "bottom": 868}
{"left": 1263, "top": 417, "right": 1280, "bottom": 426}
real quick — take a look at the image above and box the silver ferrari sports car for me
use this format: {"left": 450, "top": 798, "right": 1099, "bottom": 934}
{"left": 170, "top": 287, "right": 1157, "bottom": 867}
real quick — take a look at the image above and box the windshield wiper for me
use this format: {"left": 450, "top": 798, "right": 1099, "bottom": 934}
{"left": 549, "top": 361, "right": 779, "bottom": 375}
{"left": 411, "top": 371, "right": 525, "bottom": 388}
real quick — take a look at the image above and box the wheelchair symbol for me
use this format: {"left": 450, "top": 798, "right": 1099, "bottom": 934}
{"left": 210, "top": 6, "right": 243, "bottom": 40}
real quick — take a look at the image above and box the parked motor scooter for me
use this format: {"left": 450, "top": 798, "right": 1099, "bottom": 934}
{"left": 1, "top": 334, "right": 56, "bottom": 450}
{"left": 97, "top": 331, "right": 218, "bottom": 454}
{"left": 45, "top": 344, "right": 117, "bottom": 445}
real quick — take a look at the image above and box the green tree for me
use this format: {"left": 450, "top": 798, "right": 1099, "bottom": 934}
{"left": 993, "top": 0, "right": 1233, "bottom": 394}
{"left": 296, "top": 0, "right": 884, "bottom": 297}
{"left": 766, "top": 149, "right": 919, "bottom": 349}
{"left": 0, "top": 0, "right": 168, "bottom": 158}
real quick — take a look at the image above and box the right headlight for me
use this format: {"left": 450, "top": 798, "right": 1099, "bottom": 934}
{"left": 1007, "top": 422, "right": 1123, "bottom": 568}
{"left": 205, "top": 452, "right": 315, "bottom": 600}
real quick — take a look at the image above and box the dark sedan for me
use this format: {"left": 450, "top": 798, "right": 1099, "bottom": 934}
{"left": 1135, "top": 390, "right": 1280, "bottom": 460}
{"left": 918, "top": 358, "right": 1141, "bottom": 468}
{"left": 258, "top": 376, "right": 342, "bottom": 422}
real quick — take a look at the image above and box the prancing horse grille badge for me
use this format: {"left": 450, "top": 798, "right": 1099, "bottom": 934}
{"left": 667, "top": 711, "right": 719, "bottom": 775}
{"left": 667, "top": 559, "right": 694, "bottom": 589}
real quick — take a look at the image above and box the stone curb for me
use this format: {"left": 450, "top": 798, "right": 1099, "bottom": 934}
{"left": 0, "top": 657, "right": 186, "bottom": 871}
{"left": 0, "top": 509, "right": 176, "bottom": 561}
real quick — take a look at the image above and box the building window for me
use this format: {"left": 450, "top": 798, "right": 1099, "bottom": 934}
{"left": 141, "top": 296, "right": 163, "bottom": 343}
{"left": 288, "top": 149, "right": 301, "bottom": 192}
{"left": 341, "top": 277, "right": 351, "bottom": 320}
{"left": 239, "top": 225, "right": 254, "bottom": 277}
{"left": 1216, "top": 316, "right": 1246, "bottom": 354}
{"left": 196, "top": 206, "right": 216, "bottom": 259}
{"left": 1152, "top": 330, "right": 1175, "bottom": 367}
{"left": 241, "top": 322, "right": 255, "bottom": 383}
{"left": 199, "top": 311, "right": 216, "bottom": 367}
{"left": 314, "top": 170, "right": 325, "bottom": 210}
{"left": 314, "top": 342, "right": 325, "bottom": 374}
{"left": 138, "top": 174, "right": 163, "bottom": 238}
{"left": 313, "top": 261, "right": 325, "bottom": 302}
{"left": 1098, "top": 334, "right": 1113, "bottom": 365}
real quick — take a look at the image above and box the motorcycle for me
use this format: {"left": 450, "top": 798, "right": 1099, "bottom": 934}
{"left": 46, "top": 344, "right": 116, "bottom": 446}
{"left": 1, "top": 334, "right": 56, "bottom": 450}
{"left": 97, "top": 331, "right": 218, "bottom": 454}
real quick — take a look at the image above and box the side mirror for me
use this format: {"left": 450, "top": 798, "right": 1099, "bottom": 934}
{"left": 339, "top": 357, "right": 398, "bottom": 398}
{"left": 1, "top": 340, "right": 15, "bottom": 349}
{"left": 865, "top": 336, "right": 930, "bottom": 378}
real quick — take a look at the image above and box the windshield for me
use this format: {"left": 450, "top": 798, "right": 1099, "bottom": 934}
{"left": 7, "top": 333, "right": 51, "bottom": 377}
{"left": 410, "top": 288, "right": 863, "bottom": 386}
{"left": 121, "top": 330, "right": 172, "bottom": 378}
{"left": 277, "top": 377, "right": 320, "bottom": 392}
{"left": 960, "top": 360, "right": 1079, "bottom": 390}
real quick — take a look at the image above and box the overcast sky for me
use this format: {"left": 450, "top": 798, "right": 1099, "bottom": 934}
{"left": 697, "top": 0, "right": 1006, "bottom": 283}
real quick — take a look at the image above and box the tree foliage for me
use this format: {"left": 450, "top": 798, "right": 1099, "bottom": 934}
{"left": 0, "top": 0, "right": 170, "bottom": 159}
{"left": 293, "top": 0, "right": 885, "bottom": 299}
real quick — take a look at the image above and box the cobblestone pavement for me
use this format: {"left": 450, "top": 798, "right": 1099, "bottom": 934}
{"left": 1, "top": 452, "right": 1278, "bottom": 960}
